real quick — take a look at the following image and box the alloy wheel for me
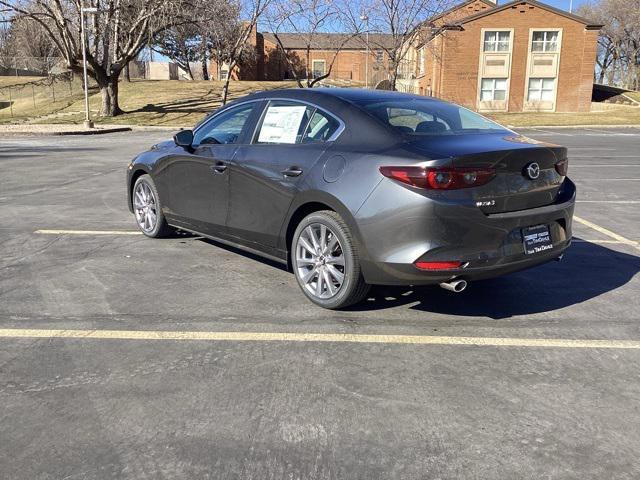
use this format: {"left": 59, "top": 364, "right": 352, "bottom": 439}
{"left": 295, "top": 223, "right": 346, "bottom": 299}
{"left": 133, "top": 181, "right": 158, "bottom": 233}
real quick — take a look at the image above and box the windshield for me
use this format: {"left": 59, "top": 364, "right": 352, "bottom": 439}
{"left": 354, "top": 98, "right": 509, "bottom": 135}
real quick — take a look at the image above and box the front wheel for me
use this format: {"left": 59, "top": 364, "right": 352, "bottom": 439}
{"left": 132, "top": 174, "right": 174, "bottom": 238}
{"left": 292, "top": 210, "right": 370, "bottom": 309}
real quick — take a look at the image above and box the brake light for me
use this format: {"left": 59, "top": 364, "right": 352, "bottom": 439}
{"left": 555, "top": 159, "right": 569, "bottom": 176}
{"left": 415, "top": 261, "right": 463, "bottom": 270}
{"left": 379, "top": 166, "right": 495, "bottom": 189}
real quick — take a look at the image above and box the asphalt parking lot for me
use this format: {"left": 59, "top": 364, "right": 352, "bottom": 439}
{"left": 1, "top": 127, "right": 639, "bottom": 479}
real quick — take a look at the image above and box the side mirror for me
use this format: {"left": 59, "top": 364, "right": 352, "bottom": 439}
{"left": 174, "top": 129, "right": 194, "bottom": 148}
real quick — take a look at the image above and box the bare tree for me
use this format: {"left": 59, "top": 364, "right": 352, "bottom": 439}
{"left": 153, "top": 22, "right": 200, "bottom": 80}
{"left": 578, "top": 0, "right": 640, "bottom": 90}
{"left": 344, "top": 0, "right": 450, "bottom": 90}
{"left": 266, "top": 0, "right": 357, "bottom": 87}
{"left": 0, "top": 0, "right": 187, "bottom": 116}
{"left": 216, "top": 0, "right": 272, "bottom": 104}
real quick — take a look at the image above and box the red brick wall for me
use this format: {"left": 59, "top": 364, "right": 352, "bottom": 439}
{"left": 423, "top": 2, "right": 598, "bottom": 112}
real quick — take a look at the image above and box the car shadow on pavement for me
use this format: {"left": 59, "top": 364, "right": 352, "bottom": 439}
{"left": 351, "top": 238, "right": 640, "bottom": 319}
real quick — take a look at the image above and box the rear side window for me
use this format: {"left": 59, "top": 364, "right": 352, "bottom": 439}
{"left": 255, "top": 101, "right": 341, "bottom": 144}
{"left": 302, "top": 110, "right": 340, "bottom": 143}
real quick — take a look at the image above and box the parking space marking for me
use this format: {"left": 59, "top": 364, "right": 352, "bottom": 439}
{"left": 1, "top": 328, "right": 640, "bottom": 349}
{"left": 576, "top": 200, "right": 640, "bottom": 204}
{"left": 573, "top": 216, "right": 639, "bottom": 249}
{"left": 35, "top": 229, "right": 141, "bottom": 235}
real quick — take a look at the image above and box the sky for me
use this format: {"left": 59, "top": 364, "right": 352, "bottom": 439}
{"left": 498, "top": 0, "right": 590, "bottom": 12}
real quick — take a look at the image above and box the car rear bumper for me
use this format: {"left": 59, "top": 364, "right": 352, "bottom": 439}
{"left": 356, "top": 178, "right": 576, "bottom": 286}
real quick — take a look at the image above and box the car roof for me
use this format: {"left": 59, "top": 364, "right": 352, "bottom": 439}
{"left": 246, "top": 87, "right": 442, "bottom": 105}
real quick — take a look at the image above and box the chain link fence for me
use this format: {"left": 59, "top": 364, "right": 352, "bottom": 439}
{"left": 0, "top": 72, "right": 96, "bottom": 122}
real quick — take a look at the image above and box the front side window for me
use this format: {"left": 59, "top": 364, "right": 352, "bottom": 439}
{"left": 532, "top": 31, "right": 559, "bottom": 52}
{"left": 480, "top": 78, "right": 507, "bottom": 101}
{"left": 355, "top": 98, "right": 508, "bottom": 135}
{"left": 527, "top": 78, "right": 555, "bottom": 101}
{"left": 483, "top": 31, "right": 510, "bottom": 52}
{"left": 193, "top": 103, "right": 254, "bottom": 145}
{"left": 255, "top": 101, "right": 341, "bottom": 144}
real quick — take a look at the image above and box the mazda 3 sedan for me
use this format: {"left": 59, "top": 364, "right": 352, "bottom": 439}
{"left": 127, "top": 89, "right": 574, "bottom": 309}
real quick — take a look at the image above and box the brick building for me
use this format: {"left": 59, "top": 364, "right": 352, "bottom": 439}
{"left": 409, "top": 0, "right": 602, "bottom": 112}
{"left": 211, "top": 0, "right": 601, "bottom": 113}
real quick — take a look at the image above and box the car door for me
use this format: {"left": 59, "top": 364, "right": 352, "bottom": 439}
{"left": 159, "top": 102, "right": 260, "bottom": 236}
{"left": 228, "top": 100, "right": 343, "bottom": 248}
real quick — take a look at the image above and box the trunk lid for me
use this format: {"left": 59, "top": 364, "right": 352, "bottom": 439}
{"left": 407, "top": 133, "right": 567, "bottom": 214}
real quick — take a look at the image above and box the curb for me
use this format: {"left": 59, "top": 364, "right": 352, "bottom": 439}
{"left": 1, "top": 126, "right": 132, "bottom": 136}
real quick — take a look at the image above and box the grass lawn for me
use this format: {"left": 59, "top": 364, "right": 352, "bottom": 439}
{"left": 488, "top": 108, "right": 640, "bottom": 127}
{"left": 30, "top": 79, "right": 297, "bottom": 127}
{"left": 3, "top": 76, "right": 639, "bottom": 127}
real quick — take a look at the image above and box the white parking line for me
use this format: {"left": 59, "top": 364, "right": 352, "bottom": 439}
{"left": 1, "top": 328, "right": 640, "bottom": 350}
{"left": 573, "top": 216, "right": 639, "bottom": 250}
{"left": 35, "top": 229, "right": 141, "bottom": 235}
{"left": 576, "top": 200, "right": 640, "bottom": 204}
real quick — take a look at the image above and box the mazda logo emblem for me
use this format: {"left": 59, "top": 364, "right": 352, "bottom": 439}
{"left": 525, "top": 162, "right": 540, "bottom": 180}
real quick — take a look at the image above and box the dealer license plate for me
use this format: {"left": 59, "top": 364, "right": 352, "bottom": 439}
{"left": 522, "top": 224, "right": 553, "bottom": 255}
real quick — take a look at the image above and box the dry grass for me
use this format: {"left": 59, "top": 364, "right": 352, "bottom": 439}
{"left": 30, "top": 79, "right": 298, "bottom": 127}
{"left": 488, "top": 108, "right": 640, "bottom": 127}
{"left": 0, "top": 76, "right": 46, "bottom": 87}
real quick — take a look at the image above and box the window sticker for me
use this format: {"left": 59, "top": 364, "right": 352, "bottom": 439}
{"left": 258, "top": 105, "right": 308, "bottom": 144}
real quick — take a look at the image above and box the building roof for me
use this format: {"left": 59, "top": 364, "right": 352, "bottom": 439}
{"left": 446, "top": 0, "right": 603, "bottom": 29}
{"left": 262, "top": 32, "right": 396, "bottom": 51}
{"left": 427, "top": 0, "right": 496, "bottom": 24}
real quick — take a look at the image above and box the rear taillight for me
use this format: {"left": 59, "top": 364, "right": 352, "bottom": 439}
{"left": 379, "top": 166, "right": 495, "bottom": 190}
{"left": 415, "top": 261, "right": 463, "bottom": 270}
{"left": 555, "top": 159, "right": 569, "bottom": 176}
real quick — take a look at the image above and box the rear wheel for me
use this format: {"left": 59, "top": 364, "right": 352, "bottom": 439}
{"left": 292, "top": 210, "right": 370, "bottom": 309}
{"left": 132, "top": 174, "right": 173, "bottom": 238}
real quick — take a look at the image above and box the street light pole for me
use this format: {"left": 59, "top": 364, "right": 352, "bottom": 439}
{"left": 80, "top": 6, "right": 98, "bottom": 129}
{"left": 360, "top": 15, "right": 369, "bottom": 88}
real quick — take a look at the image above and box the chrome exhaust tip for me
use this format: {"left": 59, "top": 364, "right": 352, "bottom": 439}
{"left": 439, "top": 279, "right": 468, "bottom": 293}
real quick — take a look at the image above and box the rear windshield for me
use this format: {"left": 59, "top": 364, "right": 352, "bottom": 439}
{"left": 354, "top": 98, "right": 509, "bottom": 135}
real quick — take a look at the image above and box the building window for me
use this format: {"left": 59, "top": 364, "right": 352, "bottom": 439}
{"left": 527, "top": 78, "right": 555, "bottom": 101}
{"left": 417, "top": 47, "right": 425, "bottom": 75}
{"left": 531, "top": 31, "right": 559, "bottom": 52}
{"left": 375, "top": 50, "right": 383, "bottom": 63}
{"left": 312, "top": 60, "right": 326, "bottom": 78}
{"left": 480, "top": 78, "right": 507, "bottom": 101}
{"left": 483, "top": 31, "right": 510, "bottom": 52}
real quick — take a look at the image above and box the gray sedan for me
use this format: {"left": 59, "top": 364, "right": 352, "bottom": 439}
{"left": 127, "top": 88, "right": 574, "bottom": 309}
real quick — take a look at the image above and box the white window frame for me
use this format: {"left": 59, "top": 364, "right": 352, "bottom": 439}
{"left": 311, "top": 59, "right": 326, "bottom": 78}
{"left": 480, "top": 78, "right": 508, "bottom": 101}
{"left": 524, "top": 28, "right": 562, "bottom": 111}
{"left": 477, "top": 28, "right": 513, "bottom": 112}
{"left": 483, "top": 30, "right": 511, "bottom": 52}
{"left": 527, "top": 78, "right": 555, "bottom": 102}
{"left": 417, "top": 47, "right": 425, "bottom": 76}
{"left": 531, "top": 30, "right": 560, "bottom": 53}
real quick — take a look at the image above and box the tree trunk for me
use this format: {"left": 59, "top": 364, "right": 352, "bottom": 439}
{"left": 99, "top": 77, "right": 123, "bottom": 117}
{"left": 222, "top": 61, "right": 234, "bottom": 104}
{"left": 202, "top": 57, "right": 209, "bottom": 81}
{"left": 124, "top": 63, "right": 131, "bottom": 82}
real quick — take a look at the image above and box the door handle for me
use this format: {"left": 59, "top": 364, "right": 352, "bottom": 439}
{"left": 211, "top": 162, "right": 227, "bottom": 174}
{"left": 281, "top": 166, "right": 303, "bottom": 178}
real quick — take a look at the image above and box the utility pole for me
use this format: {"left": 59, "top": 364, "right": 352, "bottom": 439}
{"left": 81, "top": 6, "right": 98, "bottom": 128}
{"left": 360, "top": 14, "right": 370, "bottom": 88}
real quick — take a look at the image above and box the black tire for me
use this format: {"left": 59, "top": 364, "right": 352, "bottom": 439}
{"left": 291, "top": 210, "right": 370, "bottom": 309}
{"left": 132, "top": 174, "right": 174, "bottom": 238}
